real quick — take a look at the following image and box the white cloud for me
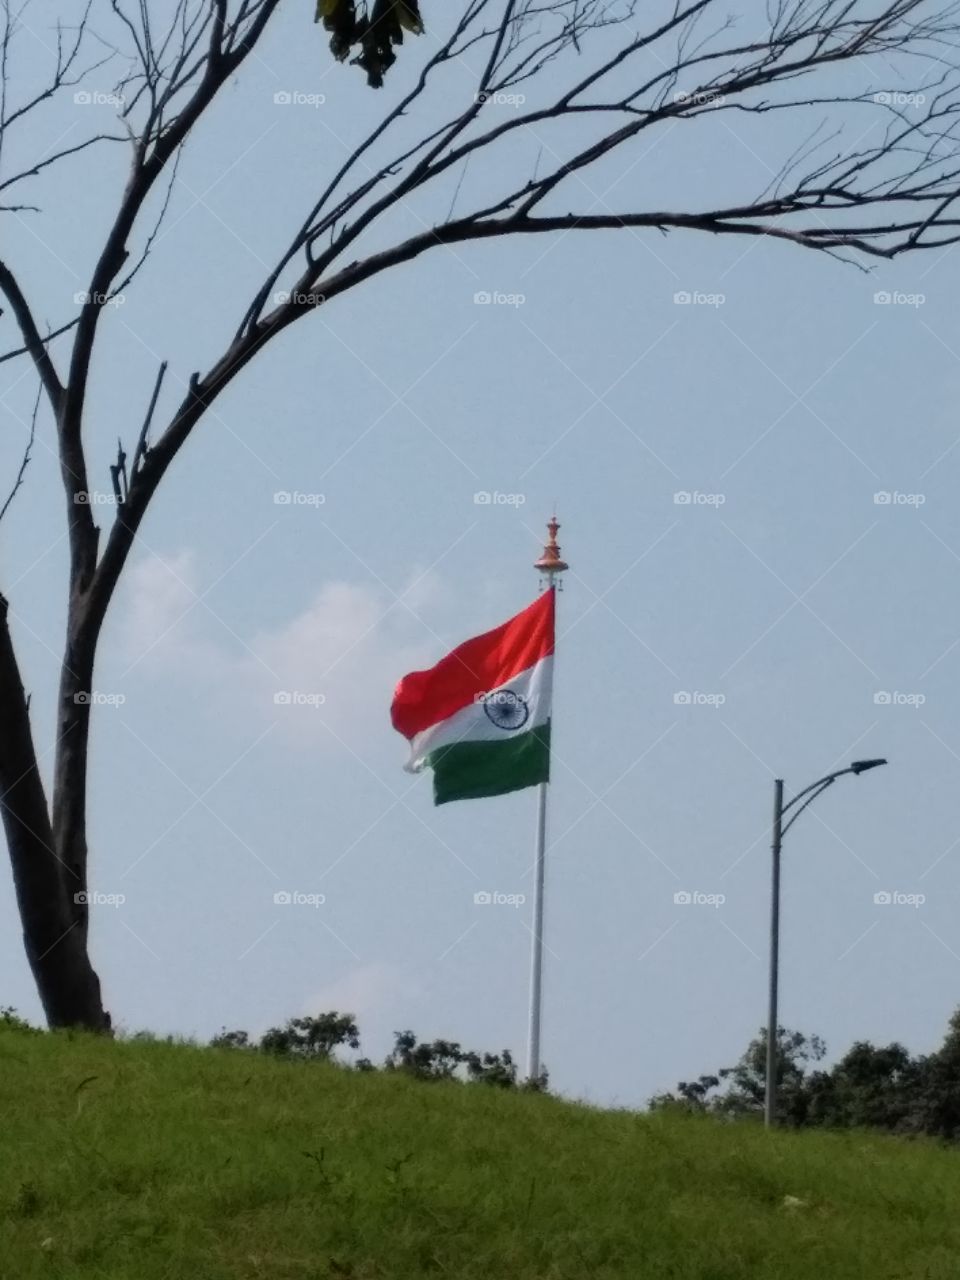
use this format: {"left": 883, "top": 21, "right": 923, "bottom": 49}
{"left": 248, "top": 578, "right": 437, "bottom": 743}
{"left": 115, "top": 551, "right": 443, "bottom": 749}
{"left": 305, "top": 962, "right": 422, "bottom": 1023}
{"left": 303, "top": 962, "right": 425, "bottom": 1062}
{"left": 119, "top": 549, "right": 204, "bottom": 666}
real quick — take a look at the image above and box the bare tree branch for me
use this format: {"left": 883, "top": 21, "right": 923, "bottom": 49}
{"left": 0, "top": 377, "right": 39, "bottom": 525}
{"left": 0, "top": 260, "right": 65, "bottom": 411}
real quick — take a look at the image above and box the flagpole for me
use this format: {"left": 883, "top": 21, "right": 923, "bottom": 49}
{"left": 527, "top": 778, "right": 548, "bottom": 1082}
{"left": 526, "top": 517, "right": 568, "bottom": 1084}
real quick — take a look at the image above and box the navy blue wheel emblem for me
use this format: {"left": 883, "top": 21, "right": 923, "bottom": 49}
{"left": 482, "top": 689, "right": 530, "bottom": 731}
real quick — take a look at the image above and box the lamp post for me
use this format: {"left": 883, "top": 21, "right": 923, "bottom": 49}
{"left": 764, "top": 757, "right": 887, "bottom": 1129}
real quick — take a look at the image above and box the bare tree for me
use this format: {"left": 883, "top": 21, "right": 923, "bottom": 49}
{"left": 2, "top": 0, "right": 960, "bottom": 1030}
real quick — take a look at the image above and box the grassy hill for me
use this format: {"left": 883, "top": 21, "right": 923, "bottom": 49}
{"left": 2, "top": 1026, "right": 960, "bottom": 1279}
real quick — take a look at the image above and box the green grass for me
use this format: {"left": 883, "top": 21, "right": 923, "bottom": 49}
{"left": 2, "top": 1028, "right": 960, "bottom": 1279}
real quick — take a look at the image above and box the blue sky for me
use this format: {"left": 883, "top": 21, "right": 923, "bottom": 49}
{"left": 2, "top": 2, "right": 960, "bottom": 1106}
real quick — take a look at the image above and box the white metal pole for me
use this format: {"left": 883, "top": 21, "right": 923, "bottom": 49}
{"left": 526, "top": 519, "right": 567, "bottom": 1084}
{"left": 526, "top": 775, "right": 549, "bottom": 1082}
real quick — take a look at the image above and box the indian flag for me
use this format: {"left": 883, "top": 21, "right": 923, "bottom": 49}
{"left": 391, "top": 589, "right": 554, "bottom": 805}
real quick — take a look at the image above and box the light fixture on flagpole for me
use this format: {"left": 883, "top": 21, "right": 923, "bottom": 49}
{"left": 534, "top": 515, "right": 569, "bottom": 580}
{"left": 527, "top": 516, "right": 568, "bottom": 1084}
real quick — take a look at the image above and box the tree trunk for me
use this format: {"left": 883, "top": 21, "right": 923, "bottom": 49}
{"left": 0, "top": 594, "right": 109, "bottom": 1029}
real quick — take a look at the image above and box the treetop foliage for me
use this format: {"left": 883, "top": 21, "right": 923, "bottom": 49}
{"left": 653, "top": 1008, "right": 960, "bottom": 1141}
{"left": 209, "top": 1012, "right": 547, "bottom": 1089}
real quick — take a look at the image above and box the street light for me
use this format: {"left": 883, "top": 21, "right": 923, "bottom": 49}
{"left": 764, "top": 757, "right": 887, "bottom": 1129}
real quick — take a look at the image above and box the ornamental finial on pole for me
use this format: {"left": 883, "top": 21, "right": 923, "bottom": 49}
{"left": 534, "top": 515, "right": 568, "bottom": 577}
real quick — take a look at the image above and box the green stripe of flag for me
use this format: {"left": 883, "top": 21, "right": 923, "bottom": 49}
{"left": 427, "top": 722, "right": 551, "bottom": 806}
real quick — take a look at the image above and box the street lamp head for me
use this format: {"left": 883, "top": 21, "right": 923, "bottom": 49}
{"left": 850, "top": 758, "right": 887, "bottom": 775}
